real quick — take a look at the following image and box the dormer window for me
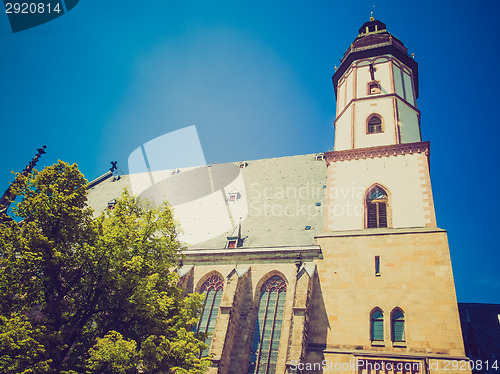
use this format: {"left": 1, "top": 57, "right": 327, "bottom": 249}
{"left": 227, "top": 189, "right": 241, "bottom": 202}
{"left": 107, "top": 198, "right": 117, "bottom": 210}
{"left": 367, "top": 114, "right": 383, "bottom": 134}
{"left": 368, "top": 81, "right": 381, "bottom": 95}
{"left": 226, "top": 234, "right": 243, "bottom": 248}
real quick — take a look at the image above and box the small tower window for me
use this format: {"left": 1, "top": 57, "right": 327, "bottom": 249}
{"left": 367, "top": 114, "right": 383, "bottom": 134}
{"left": 368, "top": 81, "right": 381, "bottom": 95}
{"left": 375, "top": 256, "right": 381, "bottom": 276}
{"left": 366, "top": 186, "right": 388, "bottom": 228}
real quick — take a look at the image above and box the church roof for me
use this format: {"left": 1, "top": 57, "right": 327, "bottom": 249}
{"left": 86, "top": 153, "right": 327, "bottom": 250}
{"left": 458, "top": 303, "right": 500, "bottom": 361}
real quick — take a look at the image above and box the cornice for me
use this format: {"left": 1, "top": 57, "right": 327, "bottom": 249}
{"left": 307, "top": 344, "right": 468, "bottom": 361}
{"left": 182, "top": 245, "right": 322, "bottom": 264}
{"left": 325, "top": 141, "right": 430, "bottom": 166}
{"left": 316, "top": 226, "right": 445, "bottom": 239}
{"left": 334, "top": 92, "right": 420, "bottom": 126}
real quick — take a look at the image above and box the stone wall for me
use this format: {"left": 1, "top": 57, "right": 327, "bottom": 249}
{"left": 303, "top": 228, "right": 468, "bottom": 373}
{"left": 180, "top": 254, "right": 318, "bottom": 374}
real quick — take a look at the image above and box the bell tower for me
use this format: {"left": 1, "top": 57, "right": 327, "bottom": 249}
{"left": 333, "top": 19, "right": 421, "bottom": 151}
{"left": 307, "top": 19, "right": 469, "bottom": 372}
{"left": 323, "top": 19, "right": 434, "bottom": 232}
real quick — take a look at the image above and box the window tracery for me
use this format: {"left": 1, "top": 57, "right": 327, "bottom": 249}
{"left": 197, "top": 274, "right": 224, "bottom": 356}
{"left": 248, "top": 275, "right": 287, "bottom": 374}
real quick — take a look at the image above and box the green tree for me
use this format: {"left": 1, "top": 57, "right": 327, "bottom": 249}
{"left": 0, "top": 313, "right": 51, "bottom": 373}
{"left": 0, "top": 161, "right": 210, "bottom": 373}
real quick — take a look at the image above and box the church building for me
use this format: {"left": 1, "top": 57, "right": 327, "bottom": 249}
{"left": 87, "top": 18, "right": 469, "bottom": 374}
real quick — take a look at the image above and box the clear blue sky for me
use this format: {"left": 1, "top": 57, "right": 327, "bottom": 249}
{"left": 1, "top": 0, "right": 499, "bottom": 303}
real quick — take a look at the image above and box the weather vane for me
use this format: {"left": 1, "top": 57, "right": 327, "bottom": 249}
{"left": 370, "top": 5, "right": 375, "bottom": 21}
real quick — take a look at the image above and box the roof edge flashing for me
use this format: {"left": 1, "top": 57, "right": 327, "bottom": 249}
{"left": 87, "top": 171, "right": 113, "bottom": 189}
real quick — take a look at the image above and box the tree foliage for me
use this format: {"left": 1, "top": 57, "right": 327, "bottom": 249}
{"left": 0, "top": 161, "right": 210, "bottom": 373}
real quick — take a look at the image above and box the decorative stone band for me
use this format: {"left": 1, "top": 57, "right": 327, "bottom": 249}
{"left": 325, "top": 141, "right": 430, "bottom": 166}
{"left": 306, "top": 344, "right": 468, "bottom": 361}
{"left": 182, "top": 245, "right": 322, "bottom": 264}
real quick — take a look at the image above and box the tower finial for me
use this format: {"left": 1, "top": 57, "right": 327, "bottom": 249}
{"left": 370, "top": 5, "right": 375, "bottom": 21}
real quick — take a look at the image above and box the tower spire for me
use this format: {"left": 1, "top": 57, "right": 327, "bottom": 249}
{"left": 0, "top": 145, "right": 47, "bottom": 218}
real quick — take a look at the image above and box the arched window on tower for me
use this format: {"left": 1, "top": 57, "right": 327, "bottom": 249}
{"left": 248, "top": 275, "right": 287, "bottom": 374}
{"left": 196, "top": 274, "right": 224, "bottom": 356}
{"left": 367, "top": 114, "right": 383, "bottom": 133}
{"left": 366, "top": 186, "right": 388, "bottom": 228}
{"left": 391, "top": 308, "right": 405, "bottom": 343}
{"left": 371, "top": 308, "right": 384, "bottom": 341}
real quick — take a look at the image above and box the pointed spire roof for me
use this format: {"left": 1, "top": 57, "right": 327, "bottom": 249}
{"left": 0, "top": 146, "right": 46, "bottom": 218}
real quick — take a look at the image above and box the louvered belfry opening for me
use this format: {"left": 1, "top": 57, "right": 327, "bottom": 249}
{"left": 367, "top": 186, "right": 388, "bottom": 228}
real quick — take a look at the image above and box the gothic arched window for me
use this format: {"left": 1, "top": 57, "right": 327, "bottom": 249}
{"left": 366, "top": 186, "right": 388, "bottom": 228}
{"left": 391, "top": 308, "right": 405, "bottom": 342}
{"left": 248, "top": 275, "right": 287, "bottom": 374}
{"left": 197, "top": 274, "right": 224, "bottom": 356}
{"left": 371, "top": 308, "right": 384, "bottom": 341}
{"left": 367, "top": 114, "right": 383, "bottom": 133}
